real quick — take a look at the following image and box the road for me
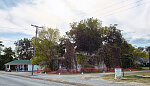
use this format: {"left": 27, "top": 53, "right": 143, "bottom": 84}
{"left": 0, "top": 71, "right": 147, "bottom": 86}
{"left": 0, "top": 73, "right": 74, "bottom": 86}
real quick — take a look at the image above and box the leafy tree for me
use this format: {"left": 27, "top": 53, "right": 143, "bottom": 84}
{"left": 121, "top": 54, "right": 134, "bottom": 68}
{"left": 3, "top": 47, "right": 15, "bottom": 60}
{"left": 102, "top": 24, "right": 124, "bottom": 46}
{"left": 76, "top": 52, "right": 86, "bottom": 67}
{"left": 145, "top": 46, "right": 150, "bottom": 69}
{"left": 34, "top": 28, "right": 60, "bottom": 70}
{"left": 64, "top": 39, "right": 77, "bottom": 69}
{"left": 67, "top": 18, "right": 102, "bottom": 55}
{"left": 138, "top": 47, "right": 145, "bottom": 51}
{"left": 120, "top": 42, "right": 147, "bottom": 68}
{"left": 58, "top": 38, "right": 66, "bottom": 57}
{"left": 121, "top": 46, "right": 147, "bottom": 68}
{"left": 14, "top": 38, "right": 33, "bottom": 60}
{"left": 146, "top": 46, "right": 150, "bottom": 52}
{"left": 0, "top": 55, "right": 5, "bottom": 70}
{"left": 0, "top": 47, "right": 15, "bottom": 70}
{"left": 101, "top": 25, "right": 141, "bottom": 68}
{"left": 96, "top": 44, "right": 121, "bottom": 68}
{"left": 133, "top": 48, "right": 147, "bottom": 59}
{"left": 119, "top": 41, "right": 135, "bottom": 68}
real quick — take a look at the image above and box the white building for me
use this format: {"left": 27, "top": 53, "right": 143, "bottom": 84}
{"left": 5, "top": 60, "right": 40, "bottom": 71}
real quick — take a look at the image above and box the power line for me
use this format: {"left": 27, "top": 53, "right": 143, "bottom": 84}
{"left": 102, "top": 1, "right": 150, "bottom": 17}
{"left": 89, "top": 0, "right": 131, "bottom": 15}
{"left": 93, "top": 0, "right": 144, "bottom": 17}
{"left": 0, "top": 26, "right": 35, "bottom": 31}
{"left": 70, "top": 0, "right": 144, "bottom": 23}
{"left": 72, "top": 0, "right": 131, "bottom": 17}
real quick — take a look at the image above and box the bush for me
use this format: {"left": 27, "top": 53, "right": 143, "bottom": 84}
{"left": 43, "top": 67, "right": 51, "bottom": 73}
{"left": 84, "top": 64, "right": 95, "bottom": 68}
{"left": 133, "top": 63, "right": 142, "bottom": 70}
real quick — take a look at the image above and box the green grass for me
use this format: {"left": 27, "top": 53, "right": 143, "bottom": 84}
{"left": 103, "top": 71, "right": 150, "bottom": 85}
{"left": 141, "top": 67, "right": 150, "bottom": 70}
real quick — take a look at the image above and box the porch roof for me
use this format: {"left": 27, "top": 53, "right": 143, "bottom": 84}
{"left": 5, "top": 60, "right": 32, "bottom": 65}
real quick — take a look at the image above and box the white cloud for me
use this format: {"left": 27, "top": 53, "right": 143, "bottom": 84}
{"left": 0, "top": 0, "right": 150, "bottom": 49}
{"left": 0, "top": 37, "right": 16, "bottom": 49}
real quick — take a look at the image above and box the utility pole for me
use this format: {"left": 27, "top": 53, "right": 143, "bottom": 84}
{"left": 31, "top": 24, "right": 43, "bottom": 75}
{"left": 149, "top": 47, "right": 150, "bottom": 70}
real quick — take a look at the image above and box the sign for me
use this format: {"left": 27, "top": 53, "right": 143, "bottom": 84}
{"left": 115, "top": 68, "right": 122, "bottom": 80}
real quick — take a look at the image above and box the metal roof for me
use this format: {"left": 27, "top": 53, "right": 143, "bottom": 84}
{"left": 5, "top": 60, "right": 31, "bottom": 65}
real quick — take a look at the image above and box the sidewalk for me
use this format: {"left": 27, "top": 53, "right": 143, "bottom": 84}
{"left": 0, "top": 71, "right": 148, "bottom": 86}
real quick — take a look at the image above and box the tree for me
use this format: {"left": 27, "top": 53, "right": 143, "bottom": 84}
{"left": 133, "top": 48, "right": 147, "bottom": 59}
{"left": 102, "top": 24, "right": 124, "bottom": 46}
{"left": 146, "top": 46, "right": 150, "bottom": 69}
{"left": 67, "top": 18, "right": 102, "bottom": 55}
{"left": 101, "top": 25, "right": 141, "bottom": 68}
{"left": 96, "top": 44, "right": 121, "bottom": 68}
{"left": 138, "top": 47, "right": 145, "bottom": 51}
{"left": 120, "top": 42, "right": 146, "bottom": 68}
{"left": 14, "top": 38, "right": 33, "bottom": 60}
{"left": 76, "top": 52, "right": 86, "bottom": 67}
{"left": 64, "top": 39, "right": 77, "bottom": 69}
{"left": 119, "top": 41, "right": 135, "bottom": 68}
{"left": 34, "top": 28, "right": 60, "bottom": 70}
{"left": 0, "top": 47, "right": 15, "bottom": 70}
{"left": 3, "top": 47, "right": 15, "bottom": 60}
{"left": 58, "top": 38, "right": 66, "bottom": 57}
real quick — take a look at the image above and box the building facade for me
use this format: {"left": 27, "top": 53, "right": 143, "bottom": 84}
{"left": 5, "top": 60, "right": 40, "bottom": 71}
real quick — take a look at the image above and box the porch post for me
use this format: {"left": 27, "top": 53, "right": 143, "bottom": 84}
{"left": 17, "top": 65, "right": 19, "bottom": 71}
{"left": 20, "top": 65, "right": 21, "bottom": 71}
{"left": 22, "top": 65, "right": 24, "bottom": 71}
{"left": 9, "top": 64, "right": 10, "bottom": 69}
{"left": 5, "top": 65, "right": 7, "bottom": 71}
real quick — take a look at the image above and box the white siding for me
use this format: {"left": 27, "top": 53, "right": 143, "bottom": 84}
{"left": 28, "top": 65, "right": 41, "bottom": 71}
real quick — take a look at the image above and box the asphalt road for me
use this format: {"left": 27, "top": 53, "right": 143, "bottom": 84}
{"left": 0, "top": 73, "right": 74, "bottom": 86}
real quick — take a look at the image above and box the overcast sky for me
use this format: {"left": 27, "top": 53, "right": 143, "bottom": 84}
{"left": 0, "top": 0, "right": 150, "bottom": 49}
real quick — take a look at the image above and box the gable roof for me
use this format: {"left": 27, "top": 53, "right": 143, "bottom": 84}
{"left": 5, "top": 60, "right": 32, "bottom": 65}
